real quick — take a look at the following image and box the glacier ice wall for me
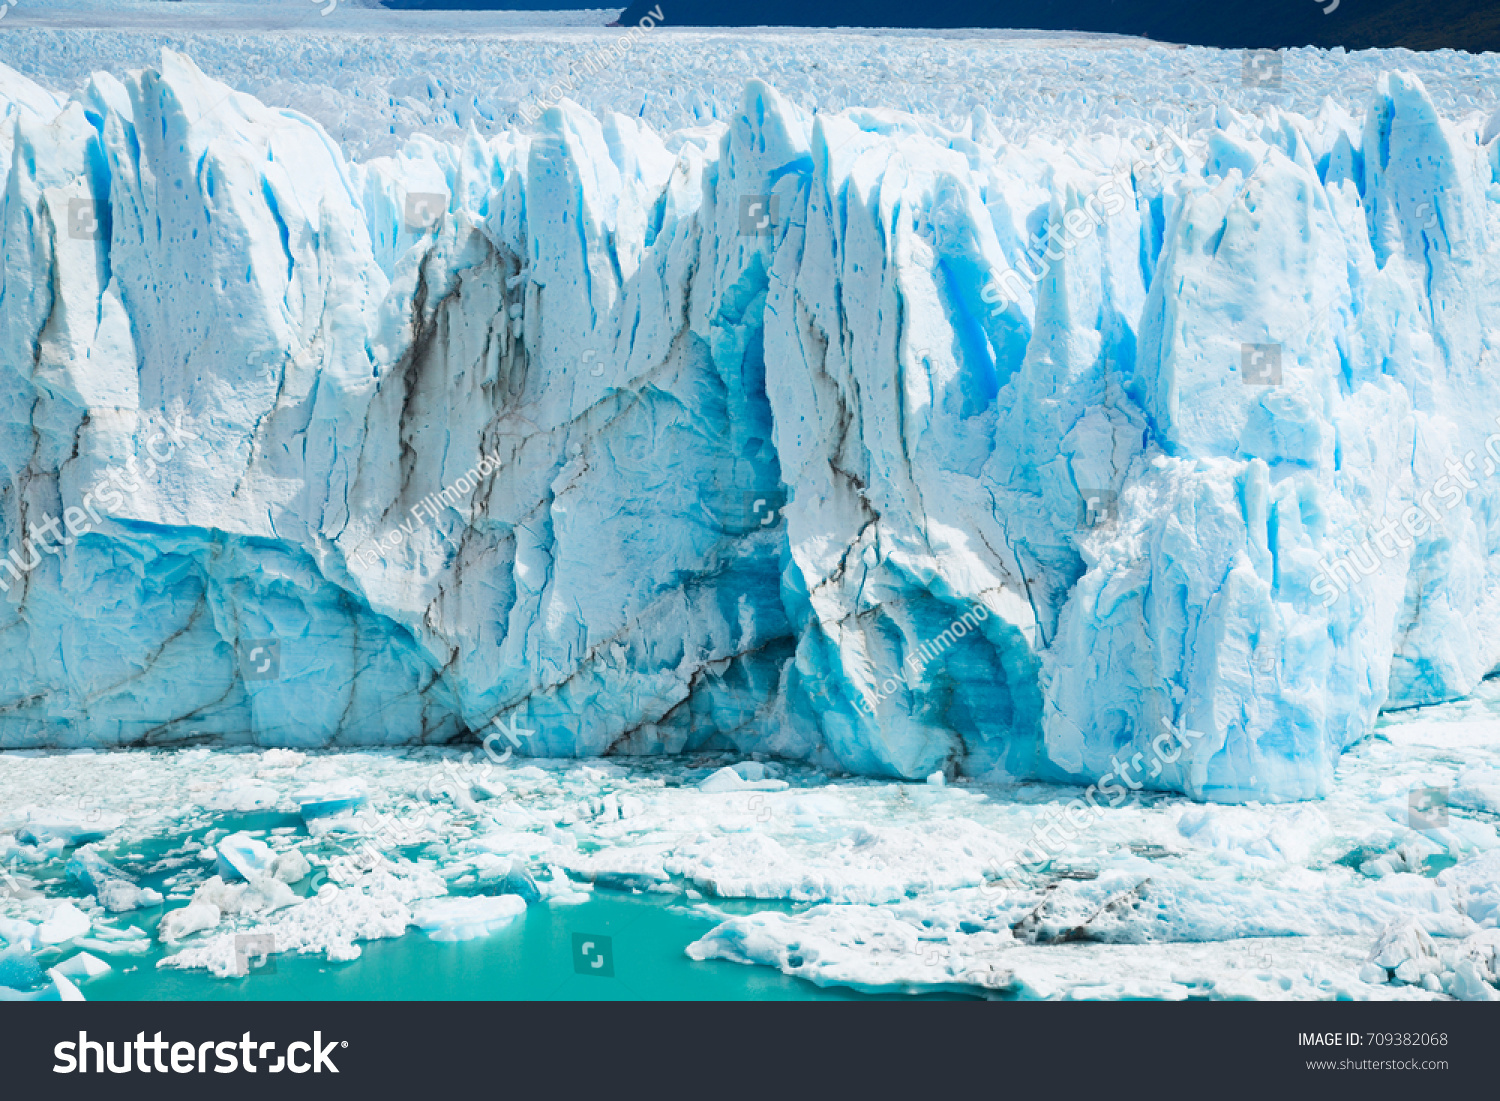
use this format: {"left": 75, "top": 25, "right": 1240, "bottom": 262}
{"left": 3, "top": 50, "right": 1500, "bottom": 802}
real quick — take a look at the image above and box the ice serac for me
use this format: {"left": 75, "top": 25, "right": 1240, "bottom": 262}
{"left": 2, "top": 52, "right": 1499, "bottom": 803}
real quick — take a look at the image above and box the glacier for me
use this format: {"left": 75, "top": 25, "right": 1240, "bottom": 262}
{"left": 2, "top": 34, "right": 1500, "bottom": 810}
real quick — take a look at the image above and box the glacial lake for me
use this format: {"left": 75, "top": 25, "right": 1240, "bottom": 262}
{"left": 84, "top": 890, "right": 967, "bottom": 1001}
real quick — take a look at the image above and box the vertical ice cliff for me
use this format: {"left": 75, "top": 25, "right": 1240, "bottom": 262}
{"left": 3, "top": 51, "right": 1500, "bottom": 802}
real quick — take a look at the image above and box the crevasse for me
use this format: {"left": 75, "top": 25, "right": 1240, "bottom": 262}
{"left": 2, "top": 50, "right": 1499, "bottom": 804}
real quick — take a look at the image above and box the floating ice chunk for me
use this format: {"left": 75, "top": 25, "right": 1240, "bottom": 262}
{"left": 493, "top": 864, "right": 541, "bottom": 904}
{"left": 1439, "top": 850, "right": 1500, "bottom": 927}
{"left": 46, "top": 969, "right": 86, "bottom": 1001}
{"left": 570, "top": 792, "right": 646, "bottom": 823}
{"left": 468, "top": 856, "right": 578, "bottom": 902}
{"left": 1432, "top": 929, "right": 1500, "bottom": 1000}
{"left": 1449, "top": 958, "right": 1500, "bottom": 1001}
{"left": 471, "top": 777, "right": 507, "bottom": 801}
{"left": 191, "top": 876, "right": 243, "bottom": 912}
{"left": 784, "top": 793, "right": 845, "bottom": 828}
{"left": 38, "top": 903, "right": 90, "bottom": 945}
{"left": 188, "top": 873, "right": 294, "bottom": 916}
{"left": 163, "top": 860, "right": 446, "bottom": 973}
{"left": 698, "top": 767, "right": 789, "bottom": 794}
{"left": 535, "top": 866, "right": 590, "bottom": 906}
{"left": 926, "top": 771, "right": 946, "bottom": 787}
{"left": 216, "top": 833, "right": 274, "bottom": 882}
{"left": 409, "top": 895, "right": 528, "bottom": 942}
{"left": 271, "top": 849, "right": 312, "bottom": 884}
{"left": 0, "top": 858, "right": 40, "bottom": 900}
{"left": 164, "top": 870, "right": 432, "bottom": 972}
{"left": 0, "top": 919, "right": 38, "bottom": 952}
{"left": 159, "top": 902, "right": 222, "bottom": 943}
{"left": 559, "top": 841, "right": 672, "bottom": 888}
{"left": 1174, "top": 805, "right": 1330, "bottom": 865}
{"left": 203, "top": 779, "right": 284, "bottom": 813}
{"left": 1452, "top": 767, "right": 1500, "bottom": 815}
{"left": 466, "top": 853, "right": 514, "bottom": 881}
{"left": 697, "top": 768, "right": 747, "bottom": 793}
{"left": 95, "top": 880, "right": 164, "bottom": 914}
{"left": 0, "top": 945, "right": 45, "bottom": 991}
{"left": 53, "top": 952, "right": 111, "bottom": 981}
{"left": 1365, "top": 917, "right": 1440, "bottom": 982}
{"left": 468, "top": 831, "right": 554, "bottom": 857}
{"left": 491, "top": 803, "right": 541, "bottom": 830}
{"left": 65, "top": 850, "right": 125, "bottom": 894}
{"left": 686, "top": 905, "right": 1016, "bottom": 995}
{"left": 154, "top": 935, "right": 245, "bottom": 980}
{"left": 733, "top": 762, "right": 788, "bottom": 786}
{"left": 260, "top": 749, "right": 307, "bottom": 769}
{"left": 1393, "top": 958, "right": 1424, "bottom": 984}
{"left": 662, "top": 820, "right": 1013, "bottom": 904}
{"left": 240, "top": 876, "right": 298, "bottom": 915}
{"left": 72, "top": 925, "right": 152, "bottom": 956}
{"left": 68, "top": 849, "right": 163, "bottom": 912}
{"left": 294, "top": 780, "right": 369, "bottom": 821}
{"left": 1357, "top": 961, "right": 1388, "bottom": 985}
{"left": 17, "top": 811, "right": 119, "bottom": 846}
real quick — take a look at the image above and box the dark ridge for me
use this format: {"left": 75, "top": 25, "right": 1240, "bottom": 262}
{"left": 382, "top": 1, "right": 617, "bottom": 9}
{"left": 589, "top": 0, "right": 1499, "bottom": 53}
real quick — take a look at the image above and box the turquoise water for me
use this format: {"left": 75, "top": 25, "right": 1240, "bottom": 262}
{"left": 85, "top": 890, "right": 964, "bottom": 1001}
{"left": 10, "top": 805, "right": 963, "bottom": 1001}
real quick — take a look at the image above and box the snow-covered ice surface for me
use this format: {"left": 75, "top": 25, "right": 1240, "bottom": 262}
{"left": 4, "top": 7, "right": 1496, "bottom": 158}
{"left": 1, "top": 685, "right": 1498, "bottom": 999}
